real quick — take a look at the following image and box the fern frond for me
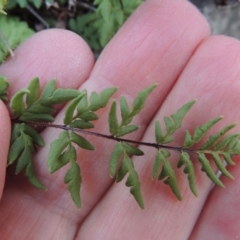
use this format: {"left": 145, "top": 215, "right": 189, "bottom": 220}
{"left": 108, "top": 85, "right": 157, "bottom": 207}
{"left": 47, "top": 129, "right": 94, "bottom": 208}
{"left": 5, "top": 77, "right": 240, "bottom": 209}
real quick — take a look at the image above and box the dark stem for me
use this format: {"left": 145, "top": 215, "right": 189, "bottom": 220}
{"left": 11, "top": 119, "right": 196, "bottom": 153}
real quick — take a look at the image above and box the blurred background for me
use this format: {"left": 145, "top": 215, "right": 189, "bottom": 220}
{"left": 1, "top": 0, "right": 240, "bottom": 63}
{"left": 189, "top": 0, "right": 240, "bottom": 39}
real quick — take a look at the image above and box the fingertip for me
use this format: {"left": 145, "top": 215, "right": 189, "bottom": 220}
{"left": 91, "top": 0, "right": 210, "bottom": 95}
{"left": 0, "top": 100, "right": 11, "bottom": 199}
{"left": 0, "top": 29, "right": 95, "bottom": 93}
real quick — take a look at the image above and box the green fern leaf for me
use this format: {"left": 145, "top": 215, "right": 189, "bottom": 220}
{"left": 153, "top": 149, "right": 171, "bottom": 179}
{"left": 10, "top": 88, "right": 30, "bottom": 117}
{"left": 152, "top": 150, "right": 166, "bottom": 179}
{"left": 47, "top": 131, "right": 70, "bottom": 173}
{"left": 50, "top": 146, "right": 73, "bottom": 173}
{"left": 94, "top": 0, "right": 142, "bottom": 47}
{"left": 164, "top": 116, "right": 176, "bottom": 135}
{"left": 115, "top": 4, "right": 124, "bottom": 24}
{"left": 25, "top": 159, "right": 46, "bottom": 190}
{"left": 160, "top": 135, "right": 173, "bottom": 144}
{"left": 64, "top": 149, "right": 82, "bottom": 208}
{"left": 109, "top": 101, "right": 119, "bottom": 135}
{"left": 121, "top": 142, "right": 144, "bottom": 156}
{"left": 10, "top": 123, "right": 21, "bottom": 143}
{"left": 193, "top": 117, "right": 223, "bottom": 144}
{"left": 201, "top": 123, "right": 236, "bottom": 150}
{"left": 156, "top": 100, "right": 195, "bottom": 144}
{"left": 24, "top": 104, "right": 54, "bottom": 114}
{"left": 20, "top": 112, "right": 55, "bottom": 122}
{"left": 158, "top": 160, "right": 182, "bottom": 201}
{"left": 109, "top": 142, "right": 124, "bottom": 177}
{"left": 177, "top": 152, "right": 197, "bottom": 196}
{"left": 230, "top": 139, "right": 240, "bottom": 154}
{"left": 8, "top": 132, "right": 25, "bottom": 165}
{"left": 47, "top": 88, "right": 81, "bottom": 104}
{"left": 88, "top": 87, "right": 117, "bottom": 111}
{"left": 198, "top": 153, "right": 224, "bottom": 187}
{"left": 183, "top": 130, "right": 193, "bottom": 148}
{"left": 110, "top": 84, "right": 156, "bottom": 138}
{"left": 15, "top": 143, "right": 31, "bottom": 174}
{"left": 64, "top": 94, "right": 86, "bottom": 125}
{"left": 69, "top": 132, "right": 95, "bottom": 150}
{"left": 109, "top": 142, "right": 143, "bottom": 178}
{"left": 171, "top": 100, "right": 196, "bottom": 129}
{"left": 115, "top": 125, "right": 139, "bottom": 137}
{"left": 8, "top": 123, "right": 44, "bottom": 166}
{"left": 31, "top": 0, "right": 42, "bottom": 9}
{"left": 225, "top": 136, "right": 240, "bottom": 152}
{"left": 26, "top": 78, "right": 40, "bottom": 106}
{"left": 64, "top": 87, "right": 115, "bottom": 128}
{"left": 159, "top": 159, "right": 182, "bottom": 200}
{"left": 223, "top": 153, "right": 236, "bottom": 166}
{"left": 116, "top": 154, "right": 144, "bottom": 209}
{"left": 155, "top": 120, "right": 164, "bottom": 143}
{"left": 183, "top": 117, "right": 222, "bottom": 148}
{"left": 96, "top": 0, "right": 112, "bottom": 22}
{"left": 8, "top": 123, "right": 46, "bottom": 189}
{"left": 68, "top": 13, "right": 102, "bottom": 51}
{"left": 78, "top": 112, "right": 98, "bottom": 121}
{"left": 120, "top": 96, "right": 131, "bottom": 124}
{"left": 0, "top": 76, "right": 9, "bottom": 101}
{"left": 39, "top": 80, "right": 56, "bottom": 100}
{"left": 212, "top": 153, "right": 234, "bottom": 179}
{"left": 76, "top": 91, "right": 88, "bottom": 113}
{"left": 22, "top": 124, "right": 44, "bottom": 147}
{"left": 213, "top": 133, "right": 240, "bottom": 151}
{"left": 130, "top": 84, "right": 157, "bottom": 117}
{"left": 11, "top": 78, "right": 82, "bottom": 122}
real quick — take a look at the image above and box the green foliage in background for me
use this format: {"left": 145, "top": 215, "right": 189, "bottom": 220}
{"left": 0, "top": 0, "right": 142, "bottom": 62}
{"left": 69, "top": 0, "right": 142, "bottom": 50}
{"left": 1, "top": 76, "right": 240, "bottom": 209}
{"left": 0, "top": 15, "right": 34, "bottom": 63}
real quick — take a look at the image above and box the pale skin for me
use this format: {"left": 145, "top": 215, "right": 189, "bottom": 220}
{"left": 0, "top": 0, "right": 240, "bottom": 239}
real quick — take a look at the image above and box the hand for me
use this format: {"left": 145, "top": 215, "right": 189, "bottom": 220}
{"left": 0, "top": 0, "right": 240, "bottom": 239}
